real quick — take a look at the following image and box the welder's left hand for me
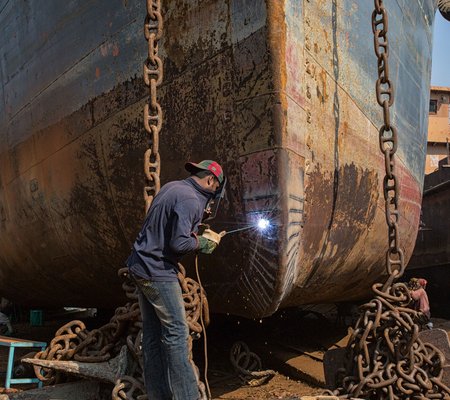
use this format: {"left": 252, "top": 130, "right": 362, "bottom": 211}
{"left": 197, "top": 236, "right": 218, "bottom": 254}
{"left": 197, "top": 229, "right": 225, "bottom": 254}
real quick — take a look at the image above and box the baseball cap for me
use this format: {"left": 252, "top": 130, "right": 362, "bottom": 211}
{"left": 185, "top": 160, "right": 224, "bottom": 184}
{"left": 418, "top": 278, "right": 427, "bottom": 287}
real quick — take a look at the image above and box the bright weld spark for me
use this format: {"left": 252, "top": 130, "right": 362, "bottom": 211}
{"left": 223, "top": 218, "right": 271, "bottom": 236}
{"left": 257, "top": 218, "right": 270, "bottom": 231}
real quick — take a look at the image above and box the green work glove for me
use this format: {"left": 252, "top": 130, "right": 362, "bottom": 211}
{"left": 197, "top": 236, "right": 218, "bottom": 254}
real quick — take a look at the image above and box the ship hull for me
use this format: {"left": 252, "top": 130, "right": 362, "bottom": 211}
{"left": 0, "top": 0, "right": 437, "bottom": 317}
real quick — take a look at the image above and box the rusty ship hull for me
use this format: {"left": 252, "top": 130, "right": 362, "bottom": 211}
{"left": 0, "top": 0, "right": 438, "bottom": 317}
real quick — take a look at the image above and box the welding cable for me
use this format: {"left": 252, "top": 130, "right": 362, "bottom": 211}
{"left": 195, "top": 254, "right": 212, "bottom": 399}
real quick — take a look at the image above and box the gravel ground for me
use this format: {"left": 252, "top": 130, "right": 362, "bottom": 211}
{"left": 209, "top": 372, "right": 322, "bottom": 399}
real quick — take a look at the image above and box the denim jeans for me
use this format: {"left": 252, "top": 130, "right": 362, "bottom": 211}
{"left": 135, "top": 278, "right": 199, "bottom": 400}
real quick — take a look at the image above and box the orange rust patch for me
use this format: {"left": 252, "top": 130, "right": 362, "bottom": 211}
{"left": 318, "top": 68, "right": 328, "bottom": 103}
{"left": 266, "top": 0, "right": 288, "bottom": 145}
{"left": 267, "top": 1, "right": 287, "bottom": 89}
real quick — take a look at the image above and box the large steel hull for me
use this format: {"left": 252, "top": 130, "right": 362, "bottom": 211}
{"left": 0, "top": 0, "right": 437, "bottom": 317}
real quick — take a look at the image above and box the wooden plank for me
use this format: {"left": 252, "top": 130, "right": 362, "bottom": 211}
{"left": 0, "top": 336, "right": 46, "bottom": 347}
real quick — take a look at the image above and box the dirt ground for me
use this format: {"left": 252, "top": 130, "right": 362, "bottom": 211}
{"left": 208, "top": 316, "right": 450, "bottom": 399}
{"left": 209, "top": 372, "right": 321, "bottom": 399}
{"left": 0, "top": 313, "right": 324, "bottom": 399}
{"left": 0, "top": 312, "right": 448, "bottom": 399}
{"left": 0, "top": 311, "right": 327, "bottom": 399}
{"left": 0, "top": 374, "right": 320, "bottom": 400}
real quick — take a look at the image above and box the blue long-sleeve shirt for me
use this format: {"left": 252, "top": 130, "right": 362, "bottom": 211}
{"left": 126, "top": 177, "right": 212, "bottom": 281}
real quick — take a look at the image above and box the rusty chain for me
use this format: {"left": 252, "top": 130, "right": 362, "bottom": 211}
{"left": 112, "top": 1, "right": 166, "bottom": 393}
{"left": 34, "top": 270, "right": 142, "bottom": 385}
{"left": 325, "top": 1, "right": 450, "bottom": 398}
{"left": 112, "top": 375, "right": 147, "bottom": 400}
{"left": 34, "top": 269, "right": 210, "bottom": 399}
{"left": 230, "top": 341, "right": 276, "bottom": 387}
{"left": 143, "top": 0, "right": 163, "bottom": 214}
{"left": 438, "top": 0, "right": 450, "bottom": 13}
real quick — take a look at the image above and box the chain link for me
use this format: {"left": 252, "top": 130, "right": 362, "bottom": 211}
{"left": 326, "top": 2, "right": 450, "bottom": 398}
{"left": 372, "top": 0, "right": 404, "bottom": 279}
{"left": 230, "top": 341, "right": 276, "bottom": 387}
{"left": 143, "top": 0, "right": 163, "bottom": 214}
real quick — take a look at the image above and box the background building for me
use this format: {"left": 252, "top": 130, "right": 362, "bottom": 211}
{"left": 425, "top": 86, "right": 450, "bottom": 174}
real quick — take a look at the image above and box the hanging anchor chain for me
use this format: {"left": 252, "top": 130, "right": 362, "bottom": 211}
{"left": 326, "top": 1, "right": 450, "bottom": 399}
{"left": 143, "top": 0, "right": 163, "bottom": 215}
{"left": 34, "top": 1, "right": 210, "bottom": 399}
{"left": 113, "top": 0, "right": 210, "bottom": 397}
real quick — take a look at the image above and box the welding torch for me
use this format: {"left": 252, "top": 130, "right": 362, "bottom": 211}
{"left": 200, "top": 218, "right": 271, "bottom": 244}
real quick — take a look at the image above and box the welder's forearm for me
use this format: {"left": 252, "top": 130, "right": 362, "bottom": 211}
{"left": 169, "top": 234, "right": 198, "bottom": 254}
{"left": 169, "top": 202, "right": 200, "bottom": 254}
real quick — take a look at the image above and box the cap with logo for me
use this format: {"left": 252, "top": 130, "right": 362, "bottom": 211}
{"left": 185, "top": 160, "right": 224, "bottom": 184}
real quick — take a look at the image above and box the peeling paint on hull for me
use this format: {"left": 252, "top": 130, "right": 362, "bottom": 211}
{"left": 0, "top": 0, "right": 437, "bottom": 317}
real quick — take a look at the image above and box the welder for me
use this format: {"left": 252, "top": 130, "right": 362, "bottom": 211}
{"left": 409, "top": 277, "right": 433, "bottom": 330}
{"left": 126, "top": 160, "right": 225, "bottom": 400}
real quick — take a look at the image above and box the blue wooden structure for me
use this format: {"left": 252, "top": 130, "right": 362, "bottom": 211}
{"left": 0, "top": 335, "right": 46, "bottom": 388}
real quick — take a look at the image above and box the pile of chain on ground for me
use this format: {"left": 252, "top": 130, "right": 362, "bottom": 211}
{"left": 33, "top": 264, "right": 209, "bottom": 400}
{"left": 326, "top": 281, "right": 450, "bottom": 399}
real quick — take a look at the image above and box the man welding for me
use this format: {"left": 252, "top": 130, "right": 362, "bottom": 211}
{"left": 126, "top": 160, "right": 225, "bottom": 400}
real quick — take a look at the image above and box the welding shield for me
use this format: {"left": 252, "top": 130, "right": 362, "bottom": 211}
{"left": 203, "top": 176, "right": 227, "bottom": 222}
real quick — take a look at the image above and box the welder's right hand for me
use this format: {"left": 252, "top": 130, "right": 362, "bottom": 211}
{"left": 197, "top": 236, "right": 218, "bottom": 254}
